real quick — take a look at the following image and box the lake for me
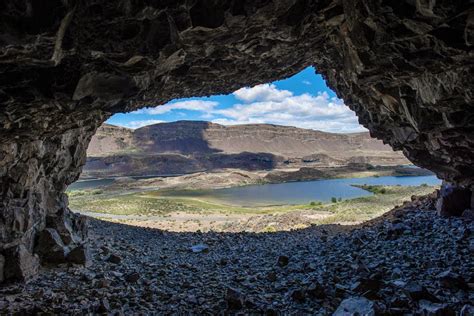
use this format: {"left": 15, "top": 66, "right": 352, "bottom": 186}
{"left": 69, "top": 174, "right": 441, "bottom": 206}
{"left": 166, "top": 175, "right": 441, "bottom": 206}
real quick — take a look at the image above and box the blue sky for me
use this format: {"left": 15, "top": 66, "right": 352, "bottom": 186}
{"left": 107, "top": 67, "right": 366, "bottom": 133}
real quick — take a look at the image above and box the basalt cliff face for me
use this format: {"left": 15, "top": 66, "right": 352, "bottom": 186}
{"left": 0, "top": 1, "right": 473, "bottom": 282}
{"left": 84, "top": 121, "right": 408, "bottom": 177}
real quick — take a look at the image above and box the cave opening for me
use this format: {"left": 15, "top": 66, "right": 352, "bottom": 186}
{"left": 67, "top": 67, "right": 441, "bottom": 233}
{"left": 0, "top": 1, "right": 473, "bottom": 313}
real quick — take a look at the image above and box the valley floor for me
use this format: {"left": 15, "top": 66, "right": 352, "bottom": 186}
{"left": 1, "top": 196, "right": 473, "bottom": 314}
{"left": 69, "top": 184, "right": 437, "bottom": 232}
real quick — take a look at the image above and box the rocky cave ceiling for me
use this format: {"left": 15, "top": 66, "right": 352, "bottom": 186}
{"left": 0, "top": 0, "right": 473, "bottom": 281}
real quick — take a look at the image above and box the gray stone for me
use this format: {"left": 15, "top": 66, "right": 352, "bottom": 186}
{"left": 419, "top": 300, "right": 454, "bottom": 316}
{"left": 106, "top": 254, "right": 122, "bottom": 264}
{"left": 124, "top": 272, "right": 140, "bottom": 283}
{"left": 333, "top": 297, "right": 375, "bottom": 316}
{"left": 35, "top": 228, "right": 69, "bottom": 264}
{"left": 3, "top": 245, "right": 39, "bottom": 282}
{"left": 66, "top": 244, "right": 91, "bottom": 265}
{"left": 404, "top": 282, "right": 438, "bottom": 301}
{"left": 190, "top": 244, "right": 209, "bottom": 253}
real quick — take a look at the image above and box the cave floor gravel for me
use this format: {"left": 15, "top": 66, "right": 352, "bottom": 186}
{"left": 1, "top": 205, "right": 473, "bottom": 315}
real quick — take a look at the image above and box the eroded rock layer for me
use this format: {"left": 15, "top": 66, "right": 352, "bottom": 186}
{"left": 0, "top": 0, "right": 473, "bottom": 281}
{"left": 83, "top": 121, "right": 408, "bottom": 177}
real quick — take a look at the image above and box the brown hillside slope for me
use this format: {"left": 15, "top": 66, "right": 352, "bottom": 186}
{"left": 84, "top": 121, "right": 409, "bottom": 177}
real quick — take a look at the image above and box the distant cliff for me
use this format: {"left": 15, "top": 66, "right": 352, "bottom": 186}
{"left": 83, "top": 121, "right": 409, "bottom": 177}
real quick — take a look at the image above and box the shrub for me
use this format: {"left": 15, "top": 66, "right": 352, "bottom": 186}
{"left": 263, "top": 226, "right": 277, "bottom": 233}
{"left": 331, "top": 197, "right": 337, "bottom": 203}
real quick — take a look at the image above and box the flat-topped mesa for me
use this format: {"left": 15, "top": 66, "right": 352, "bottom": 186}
{"left": 0, "top": 1, "right": 473, "bottom": 282}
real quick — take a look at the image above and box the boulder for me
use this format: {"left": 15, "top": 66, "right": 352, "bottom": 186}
{"left": 3, "top": 245, "right": 40, "bottom": 282}
{"left": 436, "top": 183, "right": 471, "bottom": 217}
{"left": 35, "top": 228, "right": 69, "bottom": 264}
{"left": 66, "top": 244, "right": 91, "bottom": 265}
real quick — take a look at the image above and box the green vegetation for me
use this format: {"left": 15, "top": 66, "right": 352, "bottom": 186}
{"left": 67, "top": 184, "right": 437, "bottom": 228}
{"left": 354, "top": 185, "right": 387, "bottom": 194}
{"left": 311, "top": 185, "right": 436, "bottom": 225}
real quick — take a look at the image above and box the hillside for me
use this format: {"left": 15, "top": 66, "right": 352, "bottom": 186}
{"left": 83, "top": 121, "right": 409, "bottom": 177}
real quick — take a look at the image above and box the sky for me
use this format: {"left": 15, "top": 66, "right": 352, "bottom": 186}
{"left": 107, "top": 66, "right": 367, "bottom": 133}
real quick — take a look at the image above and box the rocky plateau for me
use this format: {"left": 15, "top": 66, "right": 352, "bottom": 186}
{"left": 83, "top": 121, "right": 409, "bottom": 178}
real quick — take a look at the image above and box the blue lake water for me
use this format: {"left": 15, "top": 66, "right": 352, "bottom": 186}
{"left": 200, "top": 175, "right": 441, "bottom": 206}
{"left": 69, "top": 174, "right": 441, "bottom": 206}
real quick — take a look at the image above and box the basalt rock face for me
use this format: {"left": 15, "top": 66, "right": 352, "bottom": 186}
{"left": 0, "top": 1, "right": 473, "bottom": 281}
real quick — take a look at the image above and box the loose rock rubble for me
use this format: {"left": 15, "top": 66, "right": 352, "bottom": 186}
{"left": 1, "top": 0, "right": 473, "bottom": 283}
{"left": 0, "top": 203, "right": 472, "bottom": 314}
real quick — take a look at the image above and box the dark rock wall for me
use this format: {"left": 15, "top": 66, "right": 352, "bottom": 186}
{"left": 0, "top": 0, "right": 473, "bottom": 281}
{"left": 0, "top": 121, "right": 102, "bottom": 281}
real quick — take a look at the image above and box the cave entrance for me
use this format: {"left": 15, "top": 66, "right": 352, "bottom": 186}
{"left": 67, "top": 67, "right": 439, "bottom": 233}
{"left": 1, "top": 2, "right": 472, "bottom": 311}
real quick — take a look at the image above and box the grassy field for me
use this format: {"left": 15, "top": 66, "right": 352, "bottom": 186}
{"left": 68, "top": 184, "right": 437, "bottom": 229}
{"left": 69, "top": 190, "right": 258, "bottom": 216}
{"left": 308, "top": 184, "right": 434, "bottom": 224}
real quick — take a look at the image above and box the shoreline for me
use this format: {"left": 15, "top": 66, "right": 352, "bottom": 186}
{"left": 70, "top": 165, "right": 435, "bottom": 192}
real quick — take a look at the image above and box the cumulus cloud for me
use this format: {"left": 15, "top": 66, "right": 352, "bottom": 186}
{"left": 213, "top": 84, "right": 366, "bottom": 133}
{"left": 134, "top": 100, "right": 219, "bottom": 115}
{"left": 233, "top": 84, "right": 293, "bottom": 103}
{"left": 302, "top": 80, "right": 312, "bottom": 85}
{"left": 122, "top": 119, "right": 164, "bottom": 129}
{"left": 121, "top": 84, "right": 366, "bottom": 133}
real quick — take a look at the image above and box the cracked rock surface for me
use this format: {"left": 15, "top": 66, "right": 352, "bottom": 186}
{"left": 0, "top": 197, "right": 472, "bottom": 314}
{"left": 0, "top": 0, "right": 473, "bottom": 281}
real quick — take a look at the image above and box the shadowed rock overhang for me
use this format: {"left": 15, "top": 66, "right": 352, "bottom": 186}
{"left": 0, "top": 0, "right": 473, "bottom": 282}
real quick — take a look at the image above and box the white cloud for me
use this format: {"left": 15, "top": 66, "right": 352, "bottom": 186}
{"left": 302, "top": 80, "right": 311, "bottom": 85}
{"left": 213, "top": 85, "right": 366, "bottom": 133}
{"left": 122, "top": 84, "right": 366, "bottom": 133}
{"left": 134, "top": 100, "right": 219, "bottom": 115}
{"left": 233, "top": 84, "right": 292, "bottom": 103}
{"left": 121, "top": 119, "right": 164, "bottom": 129}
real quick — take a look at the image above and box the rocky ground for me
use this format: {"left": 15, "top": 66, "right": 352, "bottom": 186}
{"left": 1, "top": 197, "right": 473, "bottom": 315}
